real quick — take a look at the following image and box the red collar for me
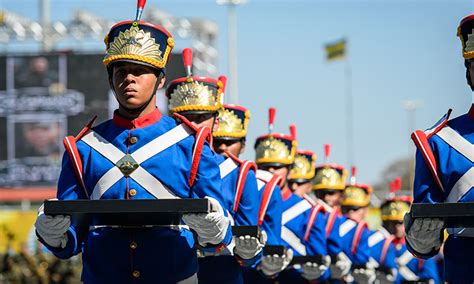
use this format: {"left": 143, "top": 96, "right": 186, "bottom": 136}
{"left": 281, "top": 186, "right": 292, "bottom": 201}
{"left": 469, "top": 104, "right": 474, "bottom": 119}
{"left": 113, "top": 108, "right": 162, "bottom": 129}
{"left": 392, "top": 237, "right": 405, "bottom": 246}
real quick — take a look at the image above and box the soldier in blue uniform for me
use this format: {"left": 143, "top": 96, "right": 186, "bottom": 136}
{"left": 339, "top": 171, "right": 376, "bottom": 283}
{"left": 405, "top": 14, "right": 474, "bottom": 284}
{"left": 383, "top": 196, "right": 439, "bottom": 283}
{"left": 287, "top": 129, "right": 346, "bottom": 282}
{"left": 166, "top": 49, "right": 263, "bottom": 283}
{"left": 213, "top": 105, "right": 286, "bottom": 282}
{"left": 311, "top": 145, "right": 352, "bottom": 280}
{"left": 255, "top": 109, "right": 329, "bottom": 283}
{"left": 34, "top": 2, "right": 232, "bottom": 283}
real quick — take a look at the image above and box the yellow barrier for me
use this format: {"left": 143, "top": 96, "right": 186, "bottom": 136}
{"left": 0, "top": 210, "right": 37, "bottom": 253}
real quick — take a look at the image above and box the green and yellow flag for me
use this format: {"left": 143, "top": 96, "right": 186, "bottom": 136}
{"left": 324, "top": 39, "right": 346, "bottom": 61}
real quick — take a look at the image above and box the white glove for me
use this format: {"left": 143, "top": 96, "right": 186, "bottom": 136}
{"left": 259, "top": 248, "right": 293, "bottom": 277}
{"left": 234, "top": 230, "right": 267, "bottom": 260}
{"left": 404, "top": 213, "right": 444, "bottom": 255}
{"left": 352, "top": 267, "right": 376, "bottom": 284}
{"left": 34, "top": 203, "right": 70, "bottom": 249}
{"left": 182, "top": 196, "right": 230, "bottom": 246}
{"left": 301, "top": 255, "right": 330, "bottom": 280}
{"left": 376, "top": 268, "right": 397, "bottom": 284}
{"left": 330, "top": 252, "right": 352, "bottom": 278}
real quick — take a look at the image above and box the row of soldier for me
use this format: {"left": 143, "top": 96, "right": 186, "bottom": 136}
{"left": 31, "top": 1, "right": 473, "bottom": 283}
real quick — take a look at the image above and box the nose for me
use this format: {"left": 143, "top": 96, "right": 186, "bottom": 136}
{"left": 267, "top": 167, "right": 275, "bottom": 173}
{"left": 124, "top": 73, "right": 136, "bottom": 83}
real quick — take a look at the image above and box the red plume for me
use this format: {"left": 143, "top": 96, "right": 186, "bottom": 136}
{"left": 182, "top": 48, "right": 193, "bottom": 77}
{"left": 324, "top": 144, "right": 331, "bottom": 163}
{"left": 349, "top": 166, "right": 357, "bottom": 185}
{"left": 218, "top": 76, "right": 227, "bottom": 93}
{"left": 269, "top": 107, "right": 276, "bottom": 133}
{"left": 389, "top": 180, "right": 395, "bottom": 193}
{"left": 135, "top": 0, "right": 147, "bottom": 22}
{"left": 394, "top": 177, "right": 402, "bottom": 191}
{"left": 290, "top": 124, "right": 297, "bottom": 140}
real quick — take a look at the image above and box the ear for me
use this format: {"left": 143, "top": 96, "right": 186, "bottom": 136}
{"left": 158, "top": 76, "right": 166, "bottom": 89}
{"left": 239, "top": 142, "right": 246, "bottom": 155}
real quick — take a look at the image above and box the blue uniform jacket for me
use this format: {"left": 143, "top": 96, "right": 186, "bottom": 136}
{"left": 338, "top": 216, "right": 370, "bottom": 266}
{"left": 39, "top": 110, "right": 232, "bottom": 284}
{"left": 279, "top": 189, "right": 328, "bottom": 282}
{"left": 394, "top": 240, "right": 440, "bottom": 284}
{"left": 411, "top": 107, "right": 474, "bottom": 283}
{"left": 368, "top": 229, "right": 397, "bottom": 276}
{"left": 198, "top": 154, "right": 260, "bottom": 284}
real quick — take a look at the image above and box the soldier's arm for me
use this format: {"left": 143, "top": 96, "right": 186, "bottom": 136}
{"left": 38, "top": 151, "right": 89, "bottom": 259}
{"left": 306, "top": 210, "right": 328, "bottom": 257}
{"left": 264, "top": 185, "right": 283, "bottom": 246}
{"left": 190, "top": 142, "right": 232, "bottom": 246}
{"left": 232, "top": 170, "right": 260, "bottom": 226}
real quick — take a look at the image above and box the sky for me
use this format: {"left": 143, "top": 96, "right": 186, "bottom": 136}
{"left": 1, "top": 0, "right": 473, "bottom": 187}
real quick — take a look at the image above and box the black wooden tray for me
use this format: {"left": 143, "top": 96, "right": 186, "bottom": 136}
{"left": 410, "top": 202, "right": 474, "bottom": 227}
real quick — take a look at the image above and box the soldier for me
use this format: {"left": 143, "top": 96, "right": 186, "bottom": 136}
{"left": 255, "top": 108, "right": 329, "bottom": 283}
{"left": 34, "top": 2, "right": 232, "bottom": 283}
{"left": 311, "top": 145, "right": 352, "bottom": 280}
{"left": 166, "top": 49, "right": 263, "bottom": 283}
{"left": 405, "top": 13, "right": 474, "bottom": 284}
{"left": 213, "top": 105, "right": 287, "bottom": 281}
{"left": 383, "top": 196, "right": 439, "bottom": 283}
{"left": 287, "top": 128, "right": 347, "bottom": 281}
{"left": 339, "top": 170, "right": 376, "bottom": 283}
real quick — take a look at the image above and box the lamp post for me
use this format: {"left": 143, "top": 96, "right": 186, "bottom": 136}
{"left": 402, "top": 100, "right": 422, "bottom": 190}
{"left": 217, "top": 0, "right": 247, "bottom": 104}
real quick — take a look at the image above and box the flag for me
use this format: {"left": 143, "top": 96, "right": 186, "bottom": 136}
{"left": 324, "top": 39, "right": 346, "bottom": 61}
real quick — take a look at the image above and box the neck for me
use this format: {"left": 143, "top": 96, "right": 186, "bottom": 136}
{"left": 118, "top": 100, "right": 157, "bottom": 120}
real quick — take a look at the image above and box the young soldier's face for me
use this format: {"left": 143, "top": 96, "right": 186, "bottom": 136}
{"left": 290, "top": 181, "right": 312, "bottom": 196}
{"left": 264, "top": 166, "right": 289, "bottom": 188}
{"left": 322, "top": 190, "right": 343, "bottom": 207}
{"left": 182, "top": 113, "right": 218, "bottom": 132}
{"left": 213, "top": 139, "right": 245, "bottom": 157}
{"left": 112, "top": 62, "right": 161, "bottom": 110}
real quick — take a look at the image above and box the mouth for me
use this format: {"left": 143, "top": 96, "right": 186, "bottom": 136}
{"left": 122, "top": 88, "right": 137, "bottom": 96}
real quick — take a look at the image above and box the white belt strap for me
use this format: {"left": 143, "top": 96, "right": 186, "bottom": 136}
{"left": 256, "top": 179, "right": 265, "bottom": 191}
{"left": 398, "top": 266, "right": 419, "bottom": 281}
{"left": 282, "top": 200, "right": 312, "bottom": 225}
{"left": 256, "top": 169, "right": 274, "bottom": 182}
{"left": 281, "top": 226, "right": 306, "bottom": 256}
{"left": 368, "top": 231, "right": 384, "bottom": 248}
{"left": 446, "top": 167, "right": 474, "bottom": 202}
{"left": 339, "top": 219, "right": 356, "bottom": 237}
{"left": 436, "top": 126, "right": 474, "bottom": 162}
{"left": 219, "top": 157, "right": 238, "bottom": 179}
{"left": 82, "top": 124, "right": 192, "bottom": 199}
{"left": 397, "top": 250, "right": 414, "bottom": 266}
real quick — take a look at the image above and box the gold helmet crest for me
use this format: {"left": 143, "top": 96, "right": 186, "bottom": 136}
{"left": 213, "top": 104, "right": 250, "bottom": 139}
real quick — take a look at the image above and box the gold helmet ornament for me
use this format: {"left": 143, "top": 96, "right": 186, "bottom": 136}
{"left": 381, "top": 177, "right": 412, "bottom": 222}
{"left": 458, "top": 14, "right": 474, "bottom": 60}
{"left": 103, "top": 0, "right": 174, "bottom": 70}
{"left": 213, "top": 104, "right": 251, "bottom": 141}
{"left": 312, "top": 144, "right": 347, "bottom": 191}
{"left": 341, "top": 166, "right": 372, "bottom": 208}
{"left": 288, "top": 125, "right": 316, "bottom": 183}
{"left": 166, "top": 48, "right": 222, "bottom": 114}
{"left": 254, "top": 108, "right": 297, "bottom": 167}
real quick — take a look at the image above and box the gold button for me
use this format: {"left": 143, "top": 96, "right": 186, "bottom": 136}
{"left": 129, "top": 189, "right": 137, "bottom": 196}
{"left": 132, "top": 270, "right": 140, "bottom": 278}
{"left": 130, "top": 242, "right": 137, "bottom": 249}
{"left": 129, "top": 137, "right": 138, "bottom": 144}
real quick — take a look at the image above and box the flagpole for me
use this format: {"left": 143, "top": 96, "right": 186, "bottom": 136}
{"left": 345, "top": 42, "right": 354, "bottom": 168}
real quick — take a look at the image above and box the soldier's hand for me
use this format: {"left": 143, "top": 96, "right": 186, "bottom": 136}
{"left": 233, "top": 230, "right": 267, "bottom": 260}
{"left": 301, "top": 255, "right": 330, "bottom": 280}
{"left": 35, "top": 203, "right": 70, "bottom": 248}
{"left": 182, "top": 196, "right": 230, "bottom": 246}
{"left": 330, "top": 252, "right": 352, "bottom": 278}
{"left": 259, "top": 248, "right": 293, "bottom": 277}
{"left": 352, "top": 267, "right": 376, "bottom": 284}
{"left": 404, "top": 213, "right": 444, "bottom": 254}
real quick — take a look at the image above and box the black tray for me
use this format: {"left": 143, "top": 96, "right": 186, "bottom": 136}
{"left": 263, "top": 245, "right": 287, "bottom": 256}
{"left": 289, "top": 255, "right": 323, "bottom": 266}
{"left": 44, "top": 199, "right": 210, "bottom": 226}
{"left": 232, "top": 226, "right": 261, "bottom": 238}
{"left": 410, "top": 202, "right": 474, "bottom": 227}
